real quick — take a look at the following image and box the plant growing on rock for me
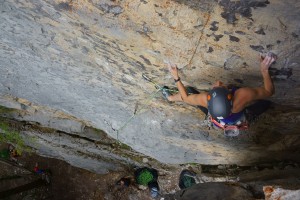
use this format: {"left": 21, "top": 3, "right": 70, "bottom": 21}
{"left": 0, "top": 122, "right": 33, "bottom": 155}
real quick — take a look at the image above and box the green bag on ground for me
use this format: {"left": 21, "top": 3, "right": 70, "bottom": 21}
{"left": 179, "top": 169, "right": 197, "bottom": 189}
{"left": 0, "top": 149, "right": 10, "bottom": 159}
{"left": 134, "top": 167, "right": 158, "bottom": 186}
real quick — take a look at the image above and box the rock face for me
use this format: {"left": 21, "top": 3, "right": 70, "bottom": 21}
{"left": 0, "top": 0, "right": 300, "bottom": 166}
{"left": 164, "top": 182, "right": 254, "bottom": 200}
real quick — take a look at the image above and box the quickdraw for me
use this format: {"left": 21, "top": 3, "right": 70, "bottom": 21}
{"left": 115, "top": 74, "right": 177, "bottom": 140}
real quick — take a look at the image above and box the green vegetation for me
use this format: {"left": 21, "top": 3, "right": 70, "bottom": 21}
{"left": 117, "top": 142, "right": 132, "bottom": 150}
{"left": 0, "top": 121, "right": 33, "bottom": 155}
{"left": 0, "top": 105, "right": 15, "bottom": 114}
{"left": 90, "top": 127, "right": 106, "bottom": 135}
{"left": 136, "top": 169, "right": 154, "bottom": 186}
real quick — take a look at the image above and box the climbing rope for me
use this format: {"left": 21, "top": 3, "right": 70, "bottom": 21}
{"left": 115, "top": 74, "right": 181, "bottom": 140}
{"left": 116, "top": 87, "right": 161, "bottom": 140}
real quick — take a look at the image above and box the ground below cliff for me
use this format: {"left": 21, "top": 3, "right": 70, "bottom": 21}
{"left": 1, "top": 143, "right": 300, "bottom": 200}
{"left": 1, "top": 113, "right": 300, "bottom": 199}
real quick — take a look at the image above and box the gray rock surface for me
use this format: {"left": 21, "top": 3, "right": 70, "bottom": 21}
{"left": 164, "top": 182, "right": 254, "bottom": 200}
{"left": 1, "top": 0, "right": 300, "bottom": 166}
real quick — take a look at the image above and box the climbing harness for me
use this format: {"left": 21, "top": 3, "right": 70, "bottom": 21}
{"left": 209, "top": 99, "right": 272, "bottom": 137}
{"left": 210, "top": 115, "right": 249, "bottom": 137}
{"left": 206, "top": 86, "right": 250, "bottom": 137}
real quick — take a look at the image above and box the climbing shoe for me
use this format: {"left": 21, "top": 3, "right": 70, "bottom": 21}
{"left": 162, "top": 86, "right": 171, "bottom": 100}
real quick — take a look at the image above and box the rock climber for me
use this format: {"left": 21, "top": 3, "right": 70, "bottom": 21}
{"left": 34, "top": 163, "right": 52, "bottom": 184}
{"left": 163, "top": 53, "right": 277, "bottom": 130}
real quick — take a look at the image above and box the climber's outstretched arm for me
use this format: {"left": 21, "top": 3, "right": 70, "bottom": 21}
{"left": 167, "top": 64, "right": 208, "bottom": 107}
{"left": 232, "top": 54, "right": 275, "bottom": 112}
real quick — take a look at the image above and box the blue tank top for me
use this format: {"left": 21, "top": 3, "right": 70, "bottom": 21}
{"left": 220, "top": 111, "right": 244, "bottom": 125}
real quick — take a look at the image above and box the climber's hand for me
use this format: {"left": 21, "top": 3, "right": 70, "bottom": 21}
{"left": 168, "top": 63, "right": 179, "bottom": 80}
{"left": 260, "top": 54, "right": 276, "bottom": 71}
